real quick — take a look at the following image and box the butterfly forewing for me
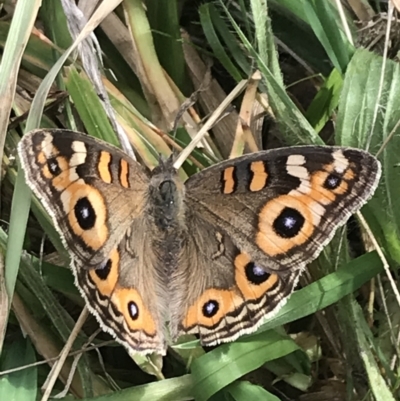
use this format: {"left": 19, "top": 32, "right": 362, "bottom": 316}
{"left": 18, "top": 129, "right": 150, "bottom": 267}
{"left": 184, "top": 146, "right": 381, "bottom": 272}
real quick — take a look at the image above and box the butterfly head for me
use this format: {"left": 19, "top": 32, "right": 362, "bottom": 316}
{"left": 149, "top": 155, "right": 185, "bottom": 230}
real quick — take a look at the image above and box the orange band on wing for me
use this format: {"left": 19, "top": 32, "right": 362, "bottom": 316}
{"left": 222, "top": 166, "right": 236, "bottom": 194}
{"left": 52, "top": 156, "right": 79, "bottom": 191}
{"left": 249, "top": 161, "right": 268, "bottom": 192}
{"left": 88, "top": 249, "right": 120, "bottom": 296}
{"left": 98, "top": 151, "right": 112, "bottom": 184}
{"left": 119, "top": 159, "right": 130, "bottom": 188}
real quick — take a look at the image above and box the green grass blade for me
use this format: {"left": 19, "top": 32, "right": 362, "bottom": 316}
{"left": 352, "top": 301, "right": 396, "bottom": 401}
{"left": 303, "top": 0, "right": 354, "bottom": 74}
{"left": 305, "top": 68, "right": 343, "bottom": 132}
{"left": 208, "top": 4, "right": 251, "bottom": 77}
{"left": 0, "top": 338, "right": 37, "bottom": 401}
{"left": 82, "top": 374, "right": 194, "bottom": 401}
{"left": 226, "top": 381, "right": 280, "bottom": 401}
{"left": 259, "top": 252, "right": 382, "bottom": 332}
{"left": 191, "top": 330, "right": 300, "bottom": 401}
{"left": 250, "top": 0, "right": 283, "bottom": 85}
{"left": 200, "top": 4, "right": 242, "bottom": 82}
{"left": 146, "top": 0, "right": 188, "bottom": 92}
{"left": 219, "top": 2, "right": 322, "bottom": 146}
{"left": 336, "top": 48, "right": 400, "bottom": 263}
{"left": 65, "top": 66, "right": 120, "bottom": 146}
{"left": 1, "top": 0, "right": 41, "bottom": 302}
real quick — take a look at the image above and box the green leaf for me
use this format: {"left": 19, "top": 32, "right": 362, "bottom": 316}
{"left": 303, "top": 0, "right": 354, "bottom": 74}
{"left": 351, "top": 301, "right": 396, "bottom": 401}
{"left": 336, "top": 48, "right": 400, "bottom": 263}
{"left": 226, "top": 381, "right": 281, "bottom": 401}
{"left": 305, "top": 68, "right": 343, "bottom": 132}
{"left": 82, "top": 374, "right": 194, "bottom": 401}
{"left": 220, "top": 2, "right": 323, "bottom": 146}
{"left": 0, "top": 338, "right": 37, "bottom": 401}
{"left": 191, "top": 330, "right": 300, "bottom": 401}
{"left": 65, "top": 66, "right": 120, "bottom": 146}
{"left": 200, "top": 4, "right": 242, "bottom": 82}
{"left": 259, "top": 252, "right": 382, "bottom": 332}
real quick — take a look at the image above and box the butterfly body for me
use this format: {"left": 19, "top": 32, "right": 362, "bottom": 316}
{"left": 18, "top": 129, "right": 381, "bottom": 355}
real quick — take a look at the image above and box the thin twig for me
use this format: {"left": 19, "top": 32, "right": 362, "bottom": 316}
{"left": 173, "top": 79, "right": 248, "bottom": 169}
{"left": 40, "top": 307, "right": 89, "bottom": 401}
{"left": 357, "top": 212, "right": 400, "bottom": 309}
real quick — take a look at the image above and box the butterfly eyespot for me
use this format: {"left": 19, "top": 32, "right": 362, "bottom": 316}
{"left": 75, "top": 197, "right": 96, "bottom": 230}
{"left": 95, "top": 259, "right": 112, "bottom": 280}
{"left": 128, "top": 301, "right": 139, "bottom": 320}
{"left": 273, "top": 207, "right": 305, "bottom": 238}
{"left": 47, "top": 157, "right": 61, "bottom": 175}
{"left": 245, "top": 262, "right": 271, "bottom": 285}
{"left": 202, "top": 300, "right": 219, "bottom": 318}
{"left": 324, "top": 173, "right": 342, "bottom": 190}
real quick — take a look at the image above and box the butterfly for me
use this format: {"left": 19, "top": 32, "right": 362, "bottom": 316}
{"left": 18, "top": 129, "right": 381, "bottom": 355}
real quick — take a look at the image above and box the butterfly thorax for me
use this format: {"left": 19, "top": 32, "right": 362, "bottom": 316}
{"left": 148, "top": 161, "right": 186, "bottom": 232}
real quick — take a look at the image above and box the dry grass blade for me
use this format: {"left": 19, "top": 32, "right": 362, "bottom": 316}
{"left": 334, "top": 0, "right": 354, "bottom": 45}
{"left": 229, "top": 71, "right": 261, "bottom": 158}
{"left": 124, "top": 0, "right": 180, "bottom": 129}
{"left": 173, "top": 79, "right": 248, "bottom": 169}
{"left": 392, "top": 0, "right": 400, "bottom": 13}
{"left": 182, "top": 31, "right": 237, "bottom": 158}
{"left": 61, "top": 0, "right": 134, "bottom": 158}
{"left": 40, "top": 308, "right": 89, "bottom": 401}
{"left": 11, "top": 291, "right": 84, "bottom": 397}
